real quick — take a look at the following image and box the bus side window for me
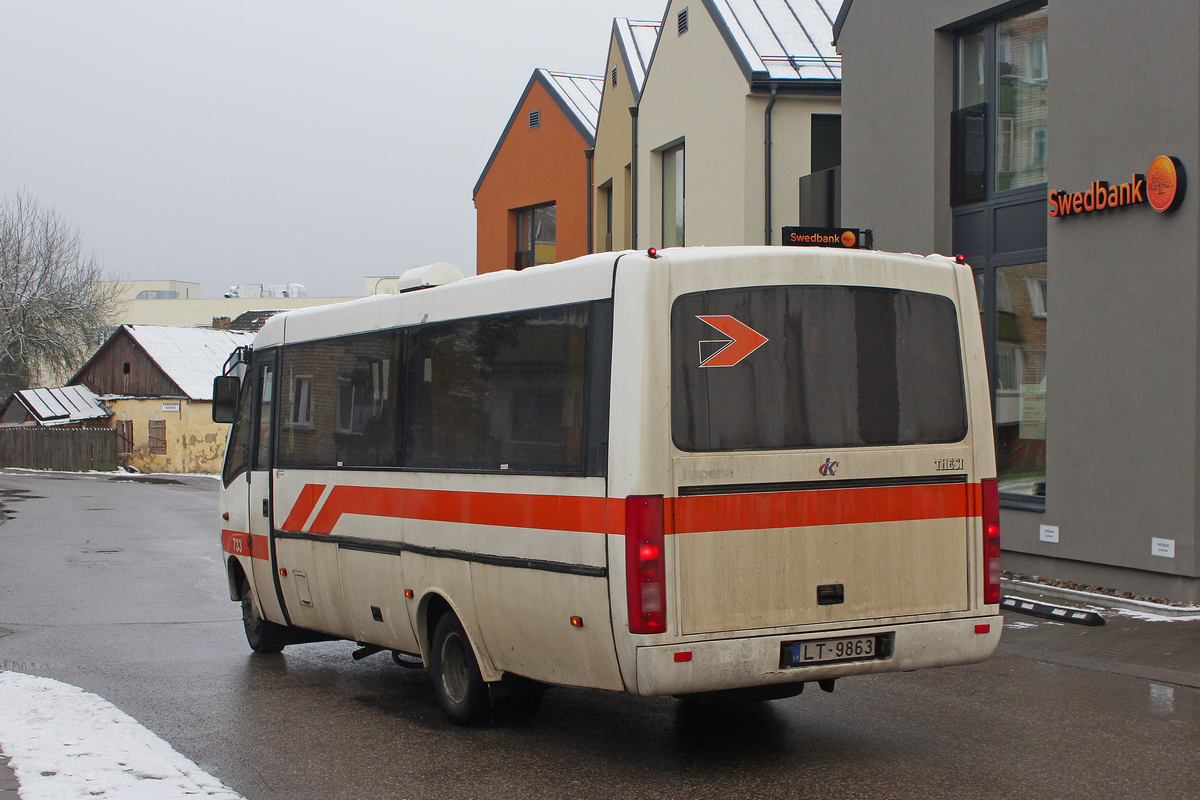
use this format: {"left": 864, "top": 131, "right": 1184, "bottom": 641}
{"left": 222, "top": 376, "right": 256, "bottom": 486}
{"left": 253, "top": 362, "right": 275, "bottom": 471}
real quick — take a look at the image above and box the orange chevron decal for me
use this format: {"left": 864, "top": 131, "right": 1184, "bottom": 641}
{"left": 282, "top": 483, "right": 327, "bottom": 531}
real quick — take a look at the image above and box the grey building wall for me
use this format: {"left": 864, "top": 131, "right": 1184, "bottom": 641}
{"left": 837, "top": 0, "right": 1200, "bottom": 602}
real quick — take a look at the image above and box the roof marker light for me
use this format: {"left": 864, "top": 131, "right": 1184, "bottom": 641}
{"left": 955, "top": 253, "right": 968, "bottom": 264}
{"left": 648, "top": 247, "right": 659, "bottom": 259}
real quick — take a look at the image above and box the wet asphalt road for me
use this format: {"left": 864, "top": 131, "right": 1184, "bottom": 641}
{"left": 0, "top": 471, "right": 1197, "bottom": 800}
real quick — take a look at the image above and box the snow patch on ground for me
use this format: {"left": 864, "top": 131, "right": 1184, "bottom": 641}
{"left": 0, "top": 671, "right": 244, "bottom": 800}
{"left": 1106, "top": 606, "right": 1200, "bottom": 623}
{"left": 1003, "top": 621, "right": 1039, "bottom": 630}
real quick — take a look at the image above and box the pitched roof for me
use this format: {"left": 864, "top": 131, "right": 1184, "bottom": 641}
{"left": 122, "top": 325, "right": 254, "bottom": 401}
{"left": 539, "top": 70, "right": 605, "bottom": 140}
{"left": 699, "top": 0, "right": 842, "bottom": 84}
{"left": 614, "top": 18, "right": 662, "bottom": 101}
{"left": 473, "top": 69, "right": 605, "bottom": 198}
{"left": 832, "top": 0, "right": 852, "bottom": 44}
{"left": 4, "top": 386, "right": 109, "bottom": 426}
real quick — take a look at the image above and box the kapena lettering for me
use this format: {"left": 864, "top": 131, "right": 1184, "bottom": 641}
{"left": 1048, "top": 174, "right": 1145, "bottom": 217}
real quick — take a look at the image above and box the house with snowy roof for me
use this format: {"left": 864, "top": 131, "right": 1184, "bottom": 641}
{"left": 591, "top": 18, "right": 661, "bottom": 253}
{"left": 631, "top": 0, "right": 843, "bottom": 249}
{"left": 474, "top": 69, "right": 604, "bottom": 274}
{"left": 0, "top": 386, "right": 110, "bottom": 428}
{"left": 69, "top": 325, "right": 254, "bottom": 473}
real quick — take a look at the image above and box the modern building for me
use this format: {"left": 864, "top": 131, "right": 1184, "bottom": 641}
{"left": 632, "top": 0, "right": 842, "bottom": 250}
{"left": 835, "top": 0, "right": 1199, "bottom": 602}
{"left": 71, "top": 325, "right": 254, "bottom": 473}
{"left": 591, "top": 18, "right": 660, "bottom": 253}
{"left": 473, "top": 69, "right": 604, "bottom": 274}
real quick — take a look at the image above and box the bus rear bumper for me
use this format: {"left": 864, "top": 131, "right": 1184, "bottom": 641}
{"left": 633, "top": 615, "right": 1003, "bottom": 697}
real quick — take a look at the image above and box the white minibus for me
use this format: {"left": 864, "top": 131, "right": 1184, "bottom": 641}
{"left": 214, "top": 246, "right": 1002, "bottom": 724}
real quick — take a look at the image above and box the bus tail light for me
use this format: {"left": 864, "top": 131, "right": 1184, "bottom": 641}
{"left": 626, "top": 495, "right": 666, "bottom": 634}
{"left": 982, "top": 478, "right": 1001, "bottom": 605}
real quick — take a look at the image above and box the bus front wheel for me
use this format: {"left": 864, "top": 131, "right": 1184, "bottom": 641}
{"left": 241, "top": 583, "right": 287, "bottom": 654}
{"left": 431, "top": 613, "right": 488, "bottom": 725}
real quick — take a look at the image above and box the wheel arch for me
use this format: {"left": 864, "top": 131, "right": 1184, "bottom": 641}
{"left": 416, "top": 590, "right": 500, "bottom": 682}
{"left": 227, "top": 556, "right": 249, "bottom": 602}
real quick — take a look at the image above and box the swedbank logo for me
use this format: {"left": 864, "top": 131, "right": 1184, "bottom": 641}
{"left": 1048, "top": 155, "right": 1185, "bottom": 217}
{"left": 1147, "top": 156, "right": 1185, "bottom": 212}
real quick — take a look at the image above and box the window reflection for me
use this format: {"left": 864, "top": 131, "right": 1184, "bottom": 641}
{"left": 996, "top": 7, "right": 1048, "bottom": 191}
{"left": 995, "top": 262, "right": 1046, "bottom": 495}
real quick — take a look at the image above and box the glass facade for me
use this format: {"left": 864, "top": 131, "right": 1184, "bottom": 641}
{"left": 996, "top": 7, "right": 1048, "bottom": 191}
{"left": 995, "top": 262, "right": 1046, "bottom": 496}
{"left": 954, "top": 2, "right": 1048, "bottom": 503}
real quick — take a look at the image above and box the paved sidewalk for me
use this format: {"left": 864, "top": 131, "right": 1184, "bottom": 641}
{"left": 1000, "top": 583, "right": 1200, "bottom": 689}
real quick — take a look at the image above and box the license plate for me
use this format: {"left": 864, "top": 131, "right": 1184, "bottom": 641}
{"left": 788, "top": 635, "right": 876, "bottom": 666}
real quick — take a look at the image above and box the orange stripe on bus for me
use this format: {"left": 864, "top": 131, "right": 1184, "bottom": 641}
{"left": 221, "top": 529, "right": 270, "bottom": 560}
{"left": 286, "top": 482, "right": 978, "bottom": 538}
{"left": 673, "top": 483, "right": 980, "bottom": 534}
{"left": 302, "top": 486, "right": 618, "bottom": 536}
{"left": 282, "top": 483, "right": 327, "bottom": 531}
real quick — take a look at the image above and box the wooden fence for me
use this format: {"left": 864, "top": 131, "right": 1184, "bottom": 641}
{"left": 0, "top": 427, "right": 118, "bottom": 472}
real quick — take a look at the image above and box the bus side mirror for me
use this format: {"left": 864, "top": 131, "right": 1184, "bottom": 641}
{"left": 212, "top": 376, "right": 240, "bottom": 423}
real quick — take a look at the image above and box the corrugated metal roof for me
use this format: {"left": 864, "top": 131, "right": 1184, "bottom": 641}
{"left": 124, "top": 325, "right": 255, "bottom": 401}
{"left": 705, "top": 0, "right": 841, "bottom": 83}
{"left": 13, "top": 386, "right": 108, "bottom": 426}
{"left": 615, "top": 18, "right": 662, "bottom": 100}
{"left": 538, "top": 69, "right": 605, "bottom": 140}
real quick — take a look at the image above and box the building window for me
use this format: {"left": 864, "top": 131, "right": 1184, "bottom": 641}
{"left": 799, "top": 114, "right": 843, "bottom": 228}
{"left": 148, "top": 419, "right": 167, "bottom": 455}
{"left": 598, "top": 181, "right": 613, "bottom": 252}
{"left": 953, "top": 2, "right": 1049, "bottom": 506}
{"left": 662, "top": 144, "right": 684, "bottom": 247}
{"left": 514, "top": 204, "right": 557, "bottom": 269}
{"left": 952, "top": 3, "right": 1048, "bottom": 201}
{"left": 291, "top": 376, "right": 313, "bottom": 426}
{"left": 995, "top": 262, "right": 1047, "bottom": 498}
{"left": 116, "top": 419, "right": 133, "bottom": 454}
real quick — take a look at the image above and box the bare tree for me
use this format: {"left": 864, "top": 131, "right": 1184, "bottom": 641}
{"left": 0, "top": 191, "right": 119, "bottom": 398}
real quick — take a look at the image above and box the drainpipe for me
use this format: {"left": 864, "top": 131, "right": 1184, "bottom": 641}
{"left": 764, "top": 83, "right": 778, "bottom": 245}
{"left": 630, "top": 106, "right": 639, "bottom": 249}
{"left": 586, "top": 148, "right": 595, "bottom": 254}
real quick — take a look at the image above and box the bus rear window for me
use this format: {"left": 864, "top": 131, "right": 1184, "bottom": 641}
{"left": 671, "top": 285, "right": 968, "bottom": 452}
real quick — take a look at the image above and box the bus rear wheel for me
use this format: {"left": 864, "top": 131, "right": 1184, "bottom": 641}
{"left": 431, "top": 613, "right": 488, "bottom": 725}
{"left": 241, "top": 583, "right": 287, "bottom": 654}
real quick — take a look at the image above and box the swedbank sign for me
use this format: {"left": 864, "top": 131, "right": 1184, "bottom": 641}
{"left": 1049, "top": 155, "right": 1186, "bottom": 218}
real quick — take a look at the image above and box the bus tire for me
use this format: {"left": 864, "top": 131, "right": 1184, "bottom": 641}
{"left": 431, "top": 612, "right": 488, "bottom": 725}
{"left": 241, "top": 583, "right": 287, "bottom": 654}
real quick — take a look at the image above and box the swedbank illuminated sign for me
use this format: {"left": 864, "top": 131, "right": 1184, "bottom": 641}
{"left": 1048, "top": 155, "right": 1185, "bottom": 217}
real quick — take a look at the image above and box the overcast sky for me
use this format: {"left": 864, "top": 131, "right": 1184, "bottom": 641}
{"left": 0, "top": 1, "right": 671, "bottom": 298}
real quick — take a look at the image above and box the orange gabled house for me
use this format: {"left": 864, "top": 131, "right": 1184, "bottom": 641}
{"left": 473, "top": 69, "right": 603, "bottom": 275}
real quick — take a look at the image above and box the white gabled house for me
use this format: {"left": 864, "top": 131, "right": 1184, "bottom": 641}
{"left": 630, "top": 0, "right": 842, "bottom": 249}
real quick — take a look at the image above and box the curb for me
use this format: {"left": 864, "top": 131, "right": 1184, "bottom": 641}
{"left": 1002, "top": 578, "right": 1200, "bottom": 619}
{"left": 1001, "top": 596, "right": 1105, "bottom": 626}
